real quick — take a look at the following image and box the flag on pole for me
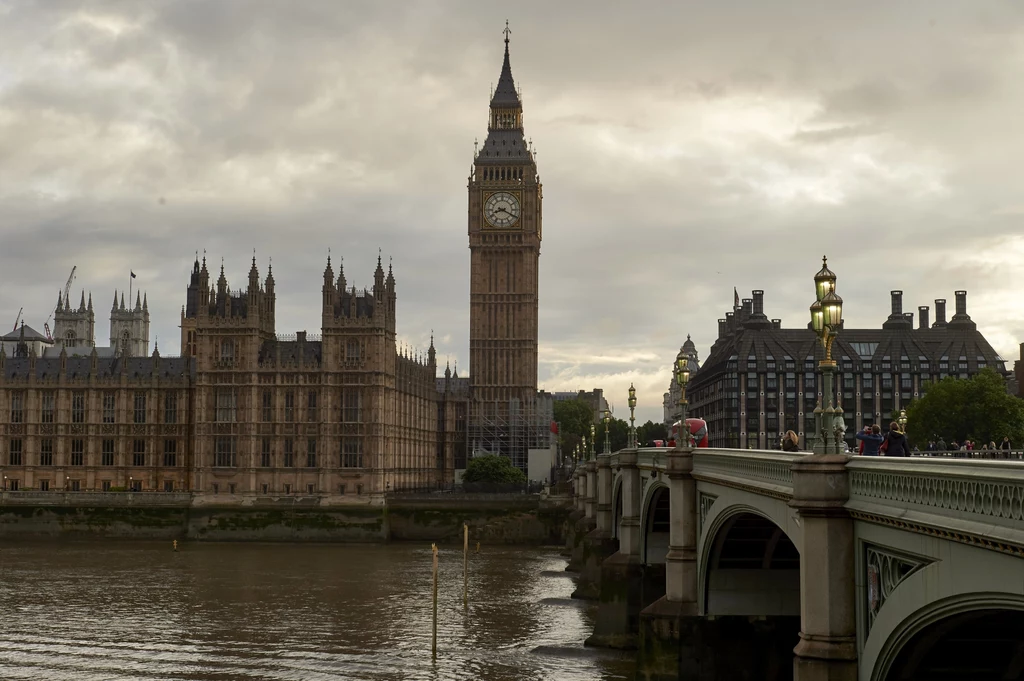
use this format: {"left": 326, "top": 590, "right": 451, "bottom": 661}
{"left": 130, "top": 271, "right": 137, "bottom": 279}
{"left": 733, "top": 287, "right": 739, "bottom": 308}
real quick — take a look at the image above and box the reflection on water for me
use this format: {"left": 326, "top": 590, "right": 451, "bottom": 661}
{"left": 0, "top": 541, "right": 634, "bottom": 680}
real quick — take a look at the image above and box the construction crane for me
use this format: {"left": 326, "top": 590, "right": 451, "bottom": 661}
{"left": 12, "top": 308, "right": 22, "bottom": 332}
{"left": 43, "top": 265, "right": 76, "bottom": 342}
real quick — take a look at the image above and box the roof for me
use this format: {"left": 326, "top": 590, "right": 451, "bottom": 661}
{"left": 1, "top": 325, "right": 51, "bottom": 343}
{"left": 490, "top": 39, "right": 520, "bottom": 108}
{"left": 3, "top": 356, "right": 193, "bottom": 381}
{"left": 42, "top": 345, "right": 117, "bottom": 359}
{"left": 475, "top": 35, "right": 533, "bottom": 167}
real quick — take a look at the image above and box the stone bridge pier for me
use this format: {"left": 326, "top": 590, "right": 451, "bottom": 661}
{"left": 573, "top": 452, "right": 618, "bottom": 599}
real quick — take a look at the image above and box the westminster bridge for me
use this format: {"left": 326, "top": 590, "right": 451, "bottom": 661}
{"left": 566, "top": 446, "right": 1024, "bottom": 681}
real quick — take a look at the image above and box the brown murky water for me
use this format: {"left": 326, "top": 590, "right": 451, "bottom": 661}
{"left": 0, "top": 541, "right": 634, "bottom": 680}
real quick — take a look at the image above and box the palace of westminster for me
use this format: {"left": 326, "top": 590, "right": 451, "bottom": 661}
{"left": 0, "top": 32, "right": 549, "bottom": 497}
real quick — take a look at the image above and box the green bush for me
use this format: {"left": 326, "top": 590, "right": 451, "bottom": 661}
{"left": 462, "top": 454, "right": 527, "bottom": 484}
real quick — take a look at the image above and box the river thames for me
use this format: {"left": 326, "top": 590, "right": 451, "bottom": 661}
{"left": 0, "top": 541, "right": 634, "bottom": 680}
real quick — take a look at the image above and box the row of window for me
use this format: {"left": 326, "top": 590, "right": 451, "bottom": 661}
{"left": 220, "top": 340, "right": 362, "bottom": 362}
{"left": 215, "top": 436, "right": 365, "bottom": 468}
{"left": 5, "top": 436, "right": 368, "bottom": 469}
{"left": 7, "top": 438, "right": 178, "bottom": 467}
{"left": 8, "top": 392, "right": 176, "bottom": 425}
{"left": 0, "top": 480, "right": 372, "bottom": 494}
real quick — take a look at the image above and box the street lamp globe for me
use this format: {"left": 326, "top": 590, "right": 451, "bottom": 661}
{"left": 814, "top": 255, "right": 837, "bottom": 302}
{"left": 821, "top": 290, "right": 844, "bottom": 329}
{"left": 628, "top": 384, "right": 637, "bottom": 410}
{"left": 675, "top": 351, "right": 689, "bottom": 388}
{"left": 810, "top": 299, "right": 824, "bottom": 334}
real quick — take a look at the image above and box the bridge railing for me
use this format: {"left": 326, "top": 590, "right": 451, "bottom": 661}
{"left": 846, "top": 456, "right": 1024, "bottom": 550}
{"left": 910, "top": 449, "right": 1024, "bottom": 460}
{"left": 692, "top": 448, "right": 807, "bottom": 499}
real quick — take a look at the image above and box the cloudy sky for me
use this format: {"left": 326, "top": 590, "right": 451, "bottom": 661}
{"left": 2, "top": 1, "right": 1024, "bottom": 423}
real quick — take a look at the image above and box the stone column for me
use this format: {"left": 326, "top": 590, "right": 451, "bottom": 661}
{"left": 573, "top": 453, "right": 617, "bottom": 600}
{"left": 585, "top": 459, "right": 597, "bottom": 524}
{"left": 636, "top": 447, "right": 699, "bottom": 678}
{"left": 662, "top": 448, "right": 697, "bottom": 607}
{"left": 595, "top": 454, "right": 612, "bottom": 535}
{"left": 576, "top": 468, "right": 587, "bottom": 513}
{"left": 790, "top": 454, "right": 857, "bottom": 681}
{"left": 618, "top": 450, "right": 641, "bottom": 556}
{"left": 565, "top": 467, "right": 585, "bottom": 558}
{"left": 588, "top": 449, "right": 643, "bottom": 648}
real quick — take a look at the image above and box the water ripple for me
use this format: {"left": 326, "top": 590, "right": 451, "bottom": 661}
{"left": 0, "top": 541, "right": 634, "bottom": 680}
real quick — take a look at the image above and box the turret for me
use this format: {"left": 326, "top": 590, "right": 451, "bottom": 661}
{"left": 198, "top": 256, "right": 210, "bottom": 309}
{"left": 323, "top": 254, "right": 336, "bottom": 312}
{"left": 248, "top": 254, "right": 260, "bottom": 300}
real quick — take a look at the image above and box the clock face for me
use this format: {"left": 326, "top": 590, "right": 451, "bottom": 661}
{"left": 484, "top": 192, "right": 521, "bottom": 228}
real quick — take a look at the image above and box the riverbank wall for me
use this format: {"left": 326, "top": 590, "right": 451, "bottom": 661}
{"left": 0, "top": 491, "right": 572, "bottom": 543}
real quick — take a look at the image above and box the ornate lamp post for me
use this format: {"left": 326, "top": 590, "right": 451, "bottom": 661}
{"left": 675, "top": 349, "right": 691, "bottom": 445}
{"left": 589, "top": 424, "right": 596, "bottom": 459}
{"left": 810, "top": 256, "right": 845, "bottom": 454}
{"left": 603, "top": 409, "right": 612, "bottom": 454}
{"left": 898, "top": 409, "right": 907, "bottom": 434}
{"left": 628, "top": 384, "right": 637, "bottom": 448}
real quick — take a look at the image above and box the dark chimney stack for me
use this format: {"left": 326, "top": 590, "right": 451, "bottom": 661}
{"left": 752, "top": 290, "right": 765, "bottom": 316}
{"left": 890, "top": 291, "right": 903, "bottom": 316}
{"left": 933, "top": 299, "right": 947, "bottom": 327}
{"left": 955, "top": 290, "right": 967, "bottom": 317}
{"left": 771, "top": 319, "right": 782, "bottom": 330}
{"left": 918, "top": 306, "right": 929, "bottom": 330}
{"left": 741, "top": 299, "right": 752, "bottom": 319}
{"left": 718, "top": 318, "right": 727, "bottom": 338}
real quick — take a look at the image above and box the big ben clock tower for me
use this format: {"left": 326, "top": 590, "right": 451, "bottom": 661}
{"left": 467, "top": 25, "right": 542, "bottom": 466}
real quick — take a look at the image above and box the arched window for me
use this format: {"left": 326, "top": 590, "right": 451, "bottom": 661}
{"left": 65, "top": 330, "right": 76, "bottom": 347}
{"left": 121, "top": 329, "right": 131, "bottom": 357}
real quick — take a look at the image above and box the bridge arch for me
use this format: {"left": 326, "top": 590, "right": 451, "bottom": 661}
{"left": 869, "top": 593, "right": 1024, "bottom": 681}
{"left": 639, "top": 478, "right": 670, "bottom": 564}
{"left": 698, "top": 503, "right": 800, "bottom": 617}
{"left": 863, "top": 535, "right": 1024, "bottom": 681}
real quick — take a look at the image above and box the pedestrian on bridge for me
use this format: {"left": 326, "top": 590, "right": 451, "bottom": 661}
{"left": 856, "top": 425, "right": 885, "bottom": 456}
{"left": 937, "top": 437, "right": 947, "bottom": 452}
{"left": 882, "top": 422, "right": 912, "bottom": 457}
{"left": 782, "top": 430, "right": 800, "bottom": 452}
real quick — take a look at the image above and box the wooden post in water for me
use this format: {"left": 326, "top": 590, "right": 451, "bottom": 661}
{"left": 431, "top": 543, "right": 439, "bottom": 659}
{"left": 463, "top": 523, "right": 468, "bottom": 609}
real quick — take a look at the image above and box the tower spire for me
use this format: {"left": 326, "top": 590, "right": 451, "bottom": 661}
{"left": 490, "top": 21, "right": 520, "bottom": 109}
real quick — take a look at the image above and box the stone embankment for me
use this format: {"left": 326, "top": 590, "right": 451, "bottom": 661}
{"left": 0, "top": 490, "right": 571, "bottom": 544}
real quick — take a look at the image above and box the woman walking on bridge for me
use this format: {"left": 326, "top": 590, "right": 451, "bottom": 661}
{"left": 881, "top": 422, "right": 912, "bottom": 457}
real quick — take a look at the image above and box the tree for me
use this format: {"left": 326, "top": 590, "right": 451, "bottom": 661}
{"left": 905, "top": 369, "right": 1024, "bottom": 447}
{"left": 553, "top": 398, "right": 595, "bottom": 460}
{"left": 462, "top": 454, "right": 527, "bottom": 484}
{"left": 637, "top": 419, "right": 668, "bottom": 445}
{"left": 596, "top": 417, "right": 630, "bottom": 453}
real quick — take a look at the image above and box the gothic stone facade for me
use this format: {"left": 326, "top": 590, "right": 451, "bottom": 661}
{"left": 688, "top": 289, "right": 1009, "bottom": 450}
{"left": 0, "top": 350, "right": 192, "bottom": 492}
{"left": 0, "top": 256, "right": 457, "bottom": 496}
